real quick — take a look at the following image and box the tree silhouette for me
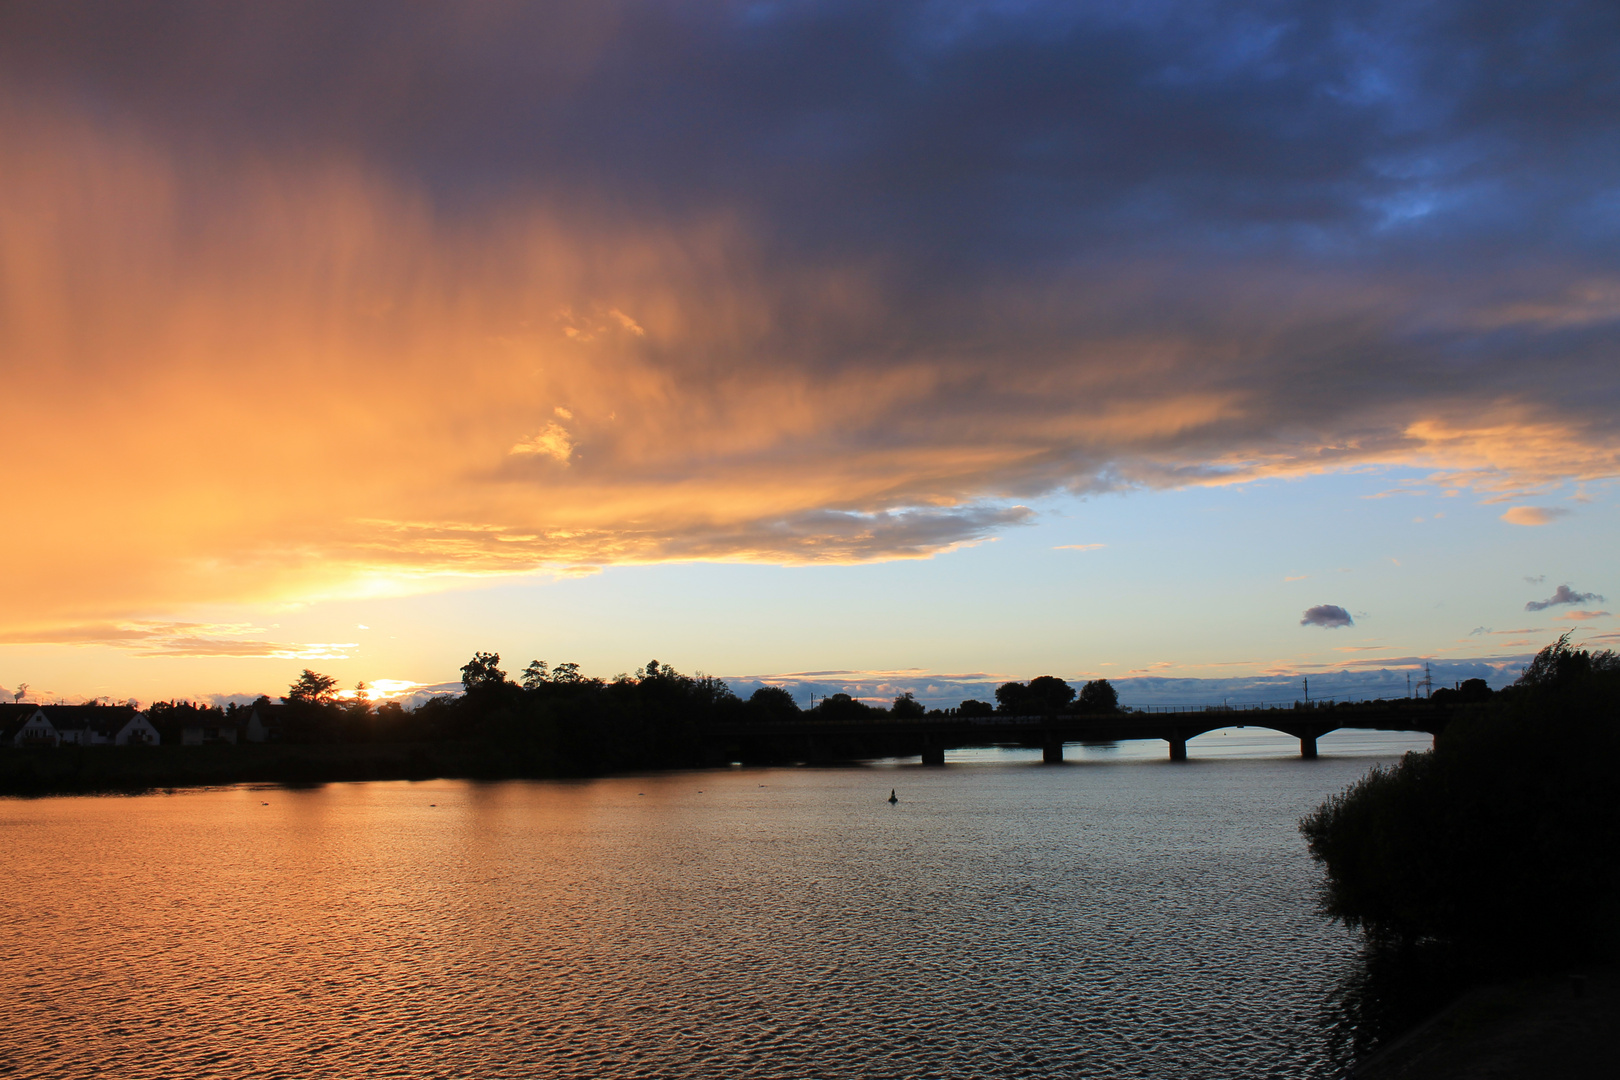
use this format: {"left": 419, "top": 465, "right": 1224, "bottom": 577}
{"left": 815, "top": 692, "right": 872, "bottom": 719}
{"left": 1026, "top": 675, "right": 1075, "bottom": 713}
{"left": 461, "top": 651, "right": 507, "bottom": 693}
{"left": 1078, "top": 678, "right": 1118, "bottom": 714}
{"left": 748, "top": 685, "right": 799, "bottom": 720}
{"left": 994, "top": 681, "right": 1029, "bottom": 714}
{"left": 285, "top": 669, "right": 339, "bottom": 705}
{"left": 1515, "top": 631, "right": 1619, "bottom": 689}
{"left": 891, "top": 691, "right": 926, "bottom": 718}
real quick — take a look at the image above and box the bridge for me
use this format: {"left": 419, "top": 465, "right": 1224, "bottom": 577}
{"left": 711, "top": 703, "right": 1452, "bottom": 764}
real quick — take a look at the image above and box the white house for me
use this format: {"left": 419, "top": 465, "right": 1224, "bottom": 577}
{"left": 112, "top": 712, "right": 161, "bottom": 745}
{"left": 9, "top": 706, "right": 160, "bottom": 747}
{"left": 243, "top": 701, "right": 284, "bottom": 743}
{"left": 12, "top": 709, "right": 60, "bottom": 747}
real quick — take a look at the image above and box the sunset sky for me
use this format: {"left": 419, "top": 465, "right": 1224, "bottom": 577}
{"left": 2, "top": 2, "right": 1616, "bottom": 708}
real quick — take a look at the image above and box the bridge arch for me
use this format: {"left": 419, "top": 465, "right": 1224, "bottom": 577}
{"left": 1157, "top": 721, "right": 1330, "bottom": 761}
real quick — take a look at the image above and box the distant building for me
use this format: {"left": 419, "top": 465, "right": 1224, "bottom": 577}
{"left": 242, "top": 700, "right": 285, "bottom": 743}
{"left": 180, "top": 718, "right": 238, "bottom": 745}
{"left": 5, "top": 705, "right": 160, "bottom": 748}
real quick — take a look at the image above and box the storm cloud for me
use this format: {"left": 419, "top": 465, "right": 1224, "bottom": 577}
{"left": 1301, "top": 605, "right": 1355, "bottom": 629}
{"left": 1526, "top": 585, "right": 1605, "bottom": 611}
{"left": 2, "top": 1, "right": 1619, "bottom": 627}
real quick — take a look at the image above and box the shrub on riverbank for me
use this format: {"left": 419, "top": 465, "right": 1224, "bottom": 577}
{"left": 1300, "top": 635, "right": 1620, "bottom": 968}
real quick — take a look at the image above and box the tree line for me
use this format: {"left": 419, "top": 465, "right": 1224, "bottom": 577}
{"left": 121, "top": 658, "right": 1121, "bottom": 772}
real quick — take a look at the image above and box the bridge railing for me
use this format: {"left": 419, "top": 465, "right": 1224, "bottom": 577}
{"left": 1124, "top": 702, "right": 1294, "bottom": 715}
{"left": 721, "top": 701, "right": 1442, "bottom": 730}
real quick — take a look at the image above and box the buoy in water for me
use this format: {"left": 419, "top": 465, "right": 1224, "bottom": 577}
{"left": 888, "top": 789, "right": 898, "bottom": 804}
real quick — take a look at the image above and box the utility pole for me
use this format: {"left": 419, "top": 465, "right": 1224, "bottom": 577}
{"left": 1303, "top": 677, "right": 1309, "bottom": 703}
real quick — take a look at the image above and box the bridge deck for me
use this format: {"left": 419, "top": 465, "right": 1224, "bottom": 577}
{"left": 712, "top": 704, "right": 1449, "bottom": 762}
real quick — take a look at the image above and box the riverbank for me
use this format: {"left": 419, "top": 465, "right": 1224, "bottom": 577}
{"left": 1352, "top": 968, "right": 1616, "bottom": 1079}
{"left": 0, "top": 743, "right": 540, "bottom": 795}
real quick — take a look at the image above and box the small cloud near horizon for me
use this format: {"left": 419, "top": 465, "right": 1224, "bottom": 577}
{"left": 1502, "top": 506, "right": 1572, "bottom": 526}
{"left": 1301, "top": 604, "right": 1354, "bottom": 629}
{"left": 1525, "top": 585, "right": 1604, "bottom": 611}
{"left": 1053, "top": 543, "right": 1106, "bottom": 551}
{"left": 1553, "top": 610, "right": 1611, "bottom": 622}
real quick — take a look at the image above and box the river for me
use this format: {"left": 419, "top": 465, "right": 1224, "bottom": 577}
{"left": 0, "top": 730, "right": 1429, "bottom": 1078}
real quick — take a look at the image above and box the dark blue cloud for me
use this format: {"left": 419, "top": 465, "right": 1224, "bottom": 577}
{"left": 5, "top": 1, "right": 1617, "bottom": 263}
{"left": 1301, "top": 604, "right": 1354, "bottom": 628}
{"left": 1525, "top": 584, "right": 1604, "bottom": 611}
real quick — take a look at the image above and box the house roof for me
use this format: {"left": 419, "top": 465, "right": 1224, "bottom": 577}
{"left": 1, "top": 708, "right": 56, "bottom": 740}
{"left": 28, "top": 705, "right": 142, "bottom": 734}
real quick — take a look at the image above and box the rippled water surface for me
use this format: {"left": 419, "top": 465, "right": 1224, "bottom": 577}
{"left": 0, "top": 731, "right": 1429, "bottom": 1078}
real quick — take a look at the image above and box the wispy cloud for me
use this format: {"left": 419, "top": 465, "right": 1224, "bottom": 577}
{"left": 1501, "top": 506, "right": 1573, "bottom": 526}
{"left": 0, "top": 622, "right": 357, "bottom": 660}
{"left": 1553, "top": 610, "right": 1611, "bottom": 622}
{"left": 1054, "top": 543, "right": 1106, "bottom": 551}
{"left": 509, "top": 423, "right": 574, "bottom": 463}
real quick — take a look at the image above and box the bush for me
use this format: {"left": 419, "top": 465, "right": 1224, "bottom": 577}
{"left": 1299, "top": 636, "right": 1620, "bottom": 968}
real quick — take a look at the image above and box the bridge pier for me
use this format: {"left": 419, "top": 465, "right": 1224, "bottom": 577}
{"left": 1300, "top": 734, "right": 1318, "bottom": 759}
{"left": 1042, "top": 739, "right": 1064, "bottom": 764}
{"left": 1167, "top": 737, "right": 1187, "bottom": 762}
{"left": 920, "top": 739, "right": 945, "bottom": 766}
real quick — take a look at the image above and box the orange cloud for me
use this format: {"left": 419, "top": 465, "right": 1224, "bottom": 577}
{"left": 1501, "top": 506, "right": 1573, "bottom": 526}
{"left": 0, "top": 621, "right": 356, "bottom": 659}
{"left": 3, "top": 97, "right": 1620, "bottom": 638}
